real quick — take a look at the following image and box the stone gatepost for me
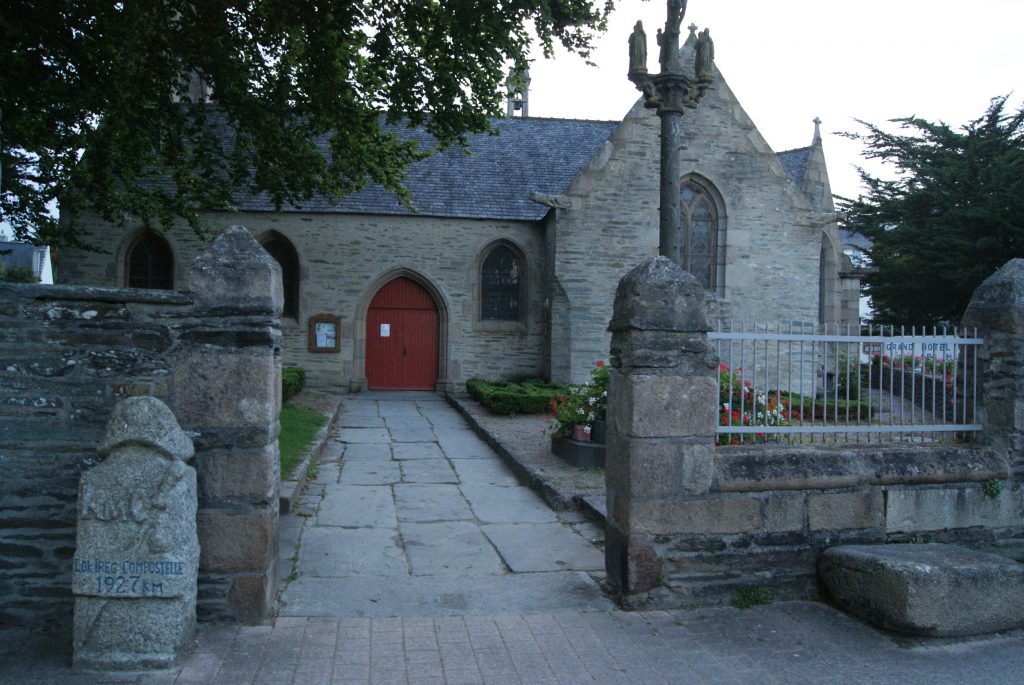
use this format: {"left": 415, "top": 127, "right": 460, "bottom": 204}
{"left": 73, "top": 397, "right": 198, "bottom": 670}
{"left": 604, "top": 257, "right": 718, "bottom": 594}
{"left": 174, "top": 226, "right": 283, "bottom": 622}
{"left": 963, "top": 258, "right": 1024, "bottom": 481}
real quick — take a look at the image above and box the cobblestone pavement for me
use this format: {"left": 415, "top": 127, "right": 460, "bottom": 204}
{"left": 5, "top": 601, "right": 1024, "bottom": 684}
{"left": 4, "top": 392, "right": 1024, "bottom": 684}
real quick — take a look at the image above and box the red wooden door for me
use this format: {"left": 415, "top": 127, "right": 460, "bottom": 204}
{"left": 366, "top": 278, "right": 439, "bottom": 390}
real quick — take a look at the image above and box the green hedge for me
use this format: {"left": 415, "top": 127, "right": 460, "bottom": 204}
{"left": 466, "top": 377, "right": 570, "bottom": 415}
{"left": 282, "top": 366, "right": 306, "bottom": 402}
{"left": 782, "top": 393, "right": 875, "bottom": 421}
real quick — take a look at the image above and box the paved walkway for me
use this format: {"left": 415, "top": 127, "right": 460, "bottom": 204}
{"left": 3, "top": 392, "right": 1024, "bottom": 684}
{"left": 277, "top": 393, "right": 611, "bottom": 617}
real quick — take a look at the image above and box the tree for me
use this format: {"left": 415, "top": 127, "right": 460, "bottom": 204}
{"left": 839, "top": 96, "right": 1024, "bottom": 326}
{"left": 0, "top": 0, "right": 613, "bottom": 248}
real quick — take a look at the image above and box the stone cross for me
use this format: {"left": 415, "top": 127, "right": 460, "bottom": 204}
{"left": 627, "top": 1, "right": 715, "bottom": 264}
{"left": 72, "top": 396, "right": 199, "bottom": 670}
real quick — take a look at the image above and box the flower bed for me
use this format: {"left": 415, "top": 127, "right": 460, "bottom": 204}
{"left": 547, "top": 361, "right": 609, "bottom": 439}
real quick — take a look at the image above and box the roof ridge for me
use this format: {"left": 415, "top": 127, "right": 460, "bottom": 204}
{"left": 494, "top": 115, "right": 620, "bottom": 125}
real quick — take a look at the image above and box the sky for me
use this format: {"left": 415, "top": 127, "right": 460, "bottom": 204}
{"left": 525, "top": 0, "right": 1024, "bottom": 202}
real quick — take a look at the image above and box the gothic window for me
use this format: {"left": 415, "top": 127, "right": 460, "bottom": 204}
{"left": 680, "top": 181, "right": 719, "bottom": 290}
{"left": 260, "top": 232, "right": 300, "bottom": 318}
{"left": 480, "top": 244, "right": 522, "bottom": 321}
{"left": 126, "top": 231, "right": 174, "bottom": 290}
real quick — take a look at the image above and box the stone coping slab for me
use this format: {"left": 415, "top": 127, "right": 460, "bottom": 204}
{"left": 820, "top": 543, "right": 1024, "bottom": 637}
{"left": 716, "top": 445, "right": 1004, "bottom": 493}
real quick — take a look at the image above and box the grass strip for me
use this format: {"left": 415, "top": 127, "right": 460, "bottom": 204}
{"left": 279, "top": 403, "right": 327, "bottom": 480}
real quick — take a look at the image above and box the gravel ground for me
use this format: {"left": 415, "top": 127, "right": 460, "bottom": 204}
{"left": 448, "top": 395, "right": 606, "bottom": 521}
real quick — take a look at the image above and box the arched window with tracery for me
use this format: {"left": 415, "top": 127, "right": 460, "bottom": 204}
{"left": 259, "top": 232, "right": 300, "bottom": 318}
{"left": 126, "top": 231, "right": 174, "bottom": 290}
{"left": 680, "top": 179, "right": 720, "bottom": 290}
{"left": 480, "top": 244, "right": 523, "bottom": 321}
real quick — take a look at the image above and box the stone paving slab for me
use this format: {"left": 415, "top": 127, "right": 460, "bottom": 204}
{"left": 438, "top": 431, "right": 494, "bottom": 459}
{"left": 340, "top": 460, "right": 402, "bottom": 486}
{"left": 449, "top": 458, "right": 519, "bottom": 486}
{"left": 317, "top": 485, "right": 397, "bottom": 528}
{"left": 392, "top": 442, "right": 447, "bottom": 460}
{"left": 400, "top": 459, "right": 458, "bottom": 484}
{"left": 482, "top": 523, "right": 604, "bottom": 572}
{"left": 384, "top": 415, "right": 434, "bottom": 429}
{"left": 298, "top": 527, "right": 407, "bottom": 577}
{"left": 338, "top": 400, "right": 379, "bottom": 416}
{"left": 336, "top": 427, "right": 391, "bottom": 443}
{"left": 461, "top": 485, "right": 559, "bottom": 524}
{"left": 400, "top": 522, "right": 506, "bottom": 576}
{"left": 337, "top": 414, "right": 386, "bottom": 428}
{"left": 389, "top": 426, "right": 437, "bottom": 443}
{"left": 378, "top": 401, "right": 423, "bottom": 417}
{"left": 394, "top": 484, "right": 474, "bottom": 522}
{"left": 342, "top": 443, "right": 392, "bottom": 461}
{"left": 279, "top": 572, "right": 613, "bottom": 617}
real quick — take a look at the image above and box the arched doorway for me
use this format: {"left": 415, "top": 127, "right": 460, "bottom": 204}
{"left": 366, "top": 277, "right": 439, "bottom": 390}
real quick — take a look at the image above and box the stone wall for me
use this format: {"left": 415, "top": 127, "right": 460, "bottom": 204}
{"left": 553, "top": 53, "right": 822, "bottom": 382}
{"left": 0, "top": 227, "right": 281, "bottom": 633}
{"left": 58, "top": 212, "right": 547, "bottom": 391}
{"left": 605, "top": 257, "right": 1024, "bottom": 609}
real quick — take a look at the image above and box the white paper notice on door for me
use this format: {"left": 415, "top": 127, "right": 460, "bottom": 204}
{"left": 380, "top": 323, "right": 391, "bottom": 337}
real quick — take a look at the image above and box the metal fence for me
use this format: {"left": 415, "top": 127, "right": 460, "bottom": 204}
{"left": 708, "top": 322, "right": 983, "bottom": 444}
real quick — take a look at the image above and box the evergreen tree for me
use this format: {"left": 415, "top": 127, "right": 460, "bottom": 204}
{"left": 0, "top": 1, "right": 612, "bottom": 247}
{"left": 839, "top": 96, "right": 1024, "bottom": 326}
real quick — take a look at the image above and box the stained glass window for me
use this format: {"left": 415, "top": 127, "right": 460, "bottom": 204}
{"left": 126, "top": 232, "right": 174, "bottom": 290}
{"left": 680, "top": 181, "right": 718, "bottom": 289}
{"left": 481, "top": 245, "right": 521, "bottom": 320}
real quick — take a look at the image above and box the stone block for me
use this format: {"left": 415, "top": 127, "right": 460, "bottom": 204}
{"left": 608, "top": 257, "right": 709, "bottom": 334}
{"left": 627, "top": 496, "right": 761, "bottom": 535}
{"left": 227, "top": 573, "right": 276, "bottom": 623}
{"left": 864, "top": 446, "right": 1005, "bottom": 486}
{"left": 197, "top": 446, "right": 279, "bottom": 505}
{"left": 764, "top": 493, "right": 805, "bottom": 532}
{"left": 188, "top": 226, "right": 283, "bottom": 316}
{"left": 172, "top": 351, "right": 278, "bottom": 429}
{"left": 820, "top": 543, "right": 1024, "bottom": 636}
{"left": 808, "top": 489, "right": 883, "bottom": 531}
{"left": 715, "top": 448, "right": 863, "bottom": 492}
{"left": 884, "top": 485, "right": 1024, "bottom": 533}
{"left": 198, "top": 508, "right": 277, "bottom": 573}
{"left": 604, "top": 525, "right": 661, "bottom": 593}
{"left": 605, "top": 436, "right": 679, "bottom": 499}
{"left": 72, "top": 397, "right": 199, "bottom": 670}
{"left": 609, "top": 374, "right": 717, "bottom": 439}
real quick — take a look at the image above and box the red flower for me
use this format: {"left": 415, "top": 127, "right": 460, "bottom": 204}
{"left": 595, "top": 360, "right": 604, "bottom": 367}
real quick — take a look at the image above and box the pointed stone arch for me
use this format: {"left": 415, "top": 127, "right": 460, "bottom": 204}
{"left": 256, "top": 230, "right": 301, "bottom": 318}
{"left": 351, "top": 267, "right": 452, "bottom": 392}
{"left": 476, "top": 238, "right": 528, "bottom": 324}
{"left": 679, "top": 173, "right": 727, "bottom": 295}
{"left": 117, "top": 228, "right": 176, "bottom": 290}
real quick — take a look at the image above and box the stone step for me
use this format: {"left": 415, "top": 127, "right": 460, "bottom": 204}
{"left": 819, "top": 543, "right": 1024, "bottom": 637}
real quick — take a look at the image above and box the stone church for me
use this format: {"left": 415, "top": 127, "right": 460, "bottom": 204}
{"left": 58, "top": 40, "right": 859, "bottom": 391}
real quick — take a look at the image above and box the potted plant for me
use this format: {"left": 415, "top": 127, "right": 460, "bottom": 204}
{"left": 547, "top": 361, "right": 608, "bottom": 467}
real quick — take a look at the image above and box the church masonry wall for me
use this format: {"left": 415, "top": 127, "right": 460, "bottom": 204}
{"left": 1, "top": 228, "right": 282, "bottom": 633}
{"left": 605, "top": 257, "right": 1024, "bottom": 611}
{"left": 59, "top": 212, "right": 548, "bottom": 391}
{"left": 553, "top": 64, "right": 822, "bottom": 383}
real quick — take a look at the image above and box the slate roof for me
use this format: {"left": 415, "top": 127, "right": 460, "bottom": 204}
{"left": 776, "top": 146, "right": 811, "bottom": 186}
{"left": 0, "top": 242, "right": 40, "bottom": 270}
{"left": 233, "top": 118, "right": 620, "bottom": 223}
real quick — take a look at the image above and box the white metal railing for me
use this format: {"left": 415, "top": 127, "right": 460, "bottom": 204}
{"left": 709, "top": 322, "right": 983, "bottom": 444}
